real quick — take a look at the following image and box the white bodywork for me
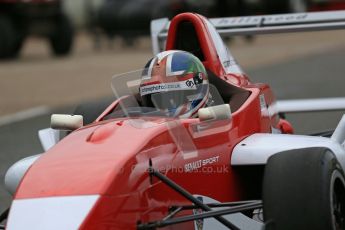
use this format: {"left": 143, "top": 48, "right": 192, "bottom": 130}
{"left": 232, "top": 133, "right": 345, "bottom": 168}
{"left": 332, "top": 115, "right": 345, "bottom": 146}
{"left": 232, "top": 114, "right": 345, "bottom": 166}
{"left": 38, "top": 128, "right": 61, "bottom": 151}
{"left": 4, "top": 128, "right": 61, "bottom": 195}
{"left": 4, "top": 128, "right": 63, "bottom": 195}
{"left": 4, "top": 154, "right": 41, "bottom": 195}
{"left": 6, "top": 195, "right": 99, "bottom": 230}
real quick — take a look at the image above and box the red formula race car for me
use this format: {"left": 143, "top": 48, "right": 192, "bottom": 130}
{"left": 2, "top": 11, "right": 345, "bottom": 230}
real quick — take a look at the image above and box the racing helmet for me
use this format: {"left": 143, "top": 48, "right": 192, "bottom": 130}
{"left": 139, "top": 50, "right": 209, "bottom": 118}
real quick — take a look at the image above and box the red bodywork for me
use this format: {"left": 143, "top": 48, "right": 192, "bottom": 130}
{"left": 13, "top": 13, "right": 286, "bottom": 229}
{"left": 309, "top": 1, "right": 345, "bottom": 11}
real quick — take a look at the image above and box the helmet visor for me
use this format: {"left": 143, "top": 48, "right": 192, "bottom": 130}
{"left": 142, "top": 83, "right": 208, "bottom": 116}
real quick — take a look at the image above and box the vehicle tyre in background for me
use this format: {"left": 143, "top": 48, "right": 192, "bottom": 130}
{"left": 264, "top": 0, "right": 307, "bottom": 13}
{"left": 289, "top": 0, "right": 308, "bottom": 12}
{"left": 0, "top": 16, "right": 16, "bottom": 59}
{"left": 10, "top": 29, "right": 25, "bottom": 59}
{"left": 263, "top": 147, "right": 345, "bottom": 230}
{"left": 50, "top": 14, "right": 74, "bottom": 56}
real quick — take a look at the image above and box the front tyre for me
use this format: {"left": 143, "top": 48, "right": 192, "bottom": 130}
{"left": 263, "top": 147, "right": 345, "bottom": 230}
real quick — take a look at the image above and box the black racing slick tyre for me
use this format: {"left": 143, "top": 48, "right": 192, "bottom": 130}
{"left": 50, "top": 14, "right": 74, "bottom": 56}
{"left": 263, "top": 147, "right": 345, "bottom": 230}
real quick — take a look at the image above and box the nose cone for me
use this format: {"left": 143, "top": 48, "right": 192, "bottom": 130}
{"left": 15, "top": 119, "right": 166, "bottom": 199}
{"left": 7, "top": 195, "right": 100, "bottom": 230}
{"left": 8, "top": 119, "right": 177, "bottom": 229}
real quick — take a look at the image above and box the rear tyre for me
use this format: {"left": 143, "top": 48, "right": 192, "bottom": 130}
{"left": 50, "top": 14, "right": 74, "bottom": 56}
{"left": 263, "top": 147, "right": 345, "bottom": 230}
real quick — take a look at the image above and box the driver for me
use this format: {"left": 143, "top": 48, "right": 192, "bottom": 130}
{"left": 139, "top": 50, "right": 209, "bottom": 118}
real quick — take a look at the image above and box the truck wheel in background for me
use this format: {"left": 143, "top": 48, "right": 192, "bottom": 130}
{"left": 0, "top": 16, "right": 15, "bottom": 59}
{"left": 50, "top": 14, "right": 74, "bottom": 56}
{"left": 0, "top": 16, "right": 25, "bottom": 59}
{"left": 263, "top": 147, "right": 345, "bottom": 230}
{"left": 264, "top": 0, "right": 307, "bottom": 13}
{"left": 10, "top": 29, "right": 25, "bottom": 59}
{"left": 289, "top": 0, "right": 308, "bottom": 12}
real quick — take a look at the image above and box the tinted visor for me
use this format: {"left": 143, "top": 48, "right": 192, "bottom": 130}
{"left": 142, "top": 84, "right": 208, "bottom": 113}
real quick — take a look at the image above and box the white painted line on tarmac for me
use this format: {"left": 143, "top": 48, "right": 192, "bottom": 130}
{"left": 0, "top": 106, "right": 51, "bottom": 127}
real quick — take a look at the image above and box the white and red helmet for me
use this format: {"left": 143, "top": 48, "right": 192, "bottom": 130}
{"left": 139, "top": 50, "right": 209, "bottom": 118}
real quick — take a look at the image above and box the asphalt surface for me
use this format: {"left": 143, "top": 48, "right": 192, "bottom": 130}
{"left": 0, "top": 38, "right": 345, "bottom": 214}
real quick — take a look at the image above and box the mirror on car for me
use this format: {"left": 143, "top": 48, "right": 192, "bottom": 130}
{"left": 198, "top": 104, "right": 231, "bottom": 122}
{"left": 51, "top": 114, "right": 83, "bottom": 131}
